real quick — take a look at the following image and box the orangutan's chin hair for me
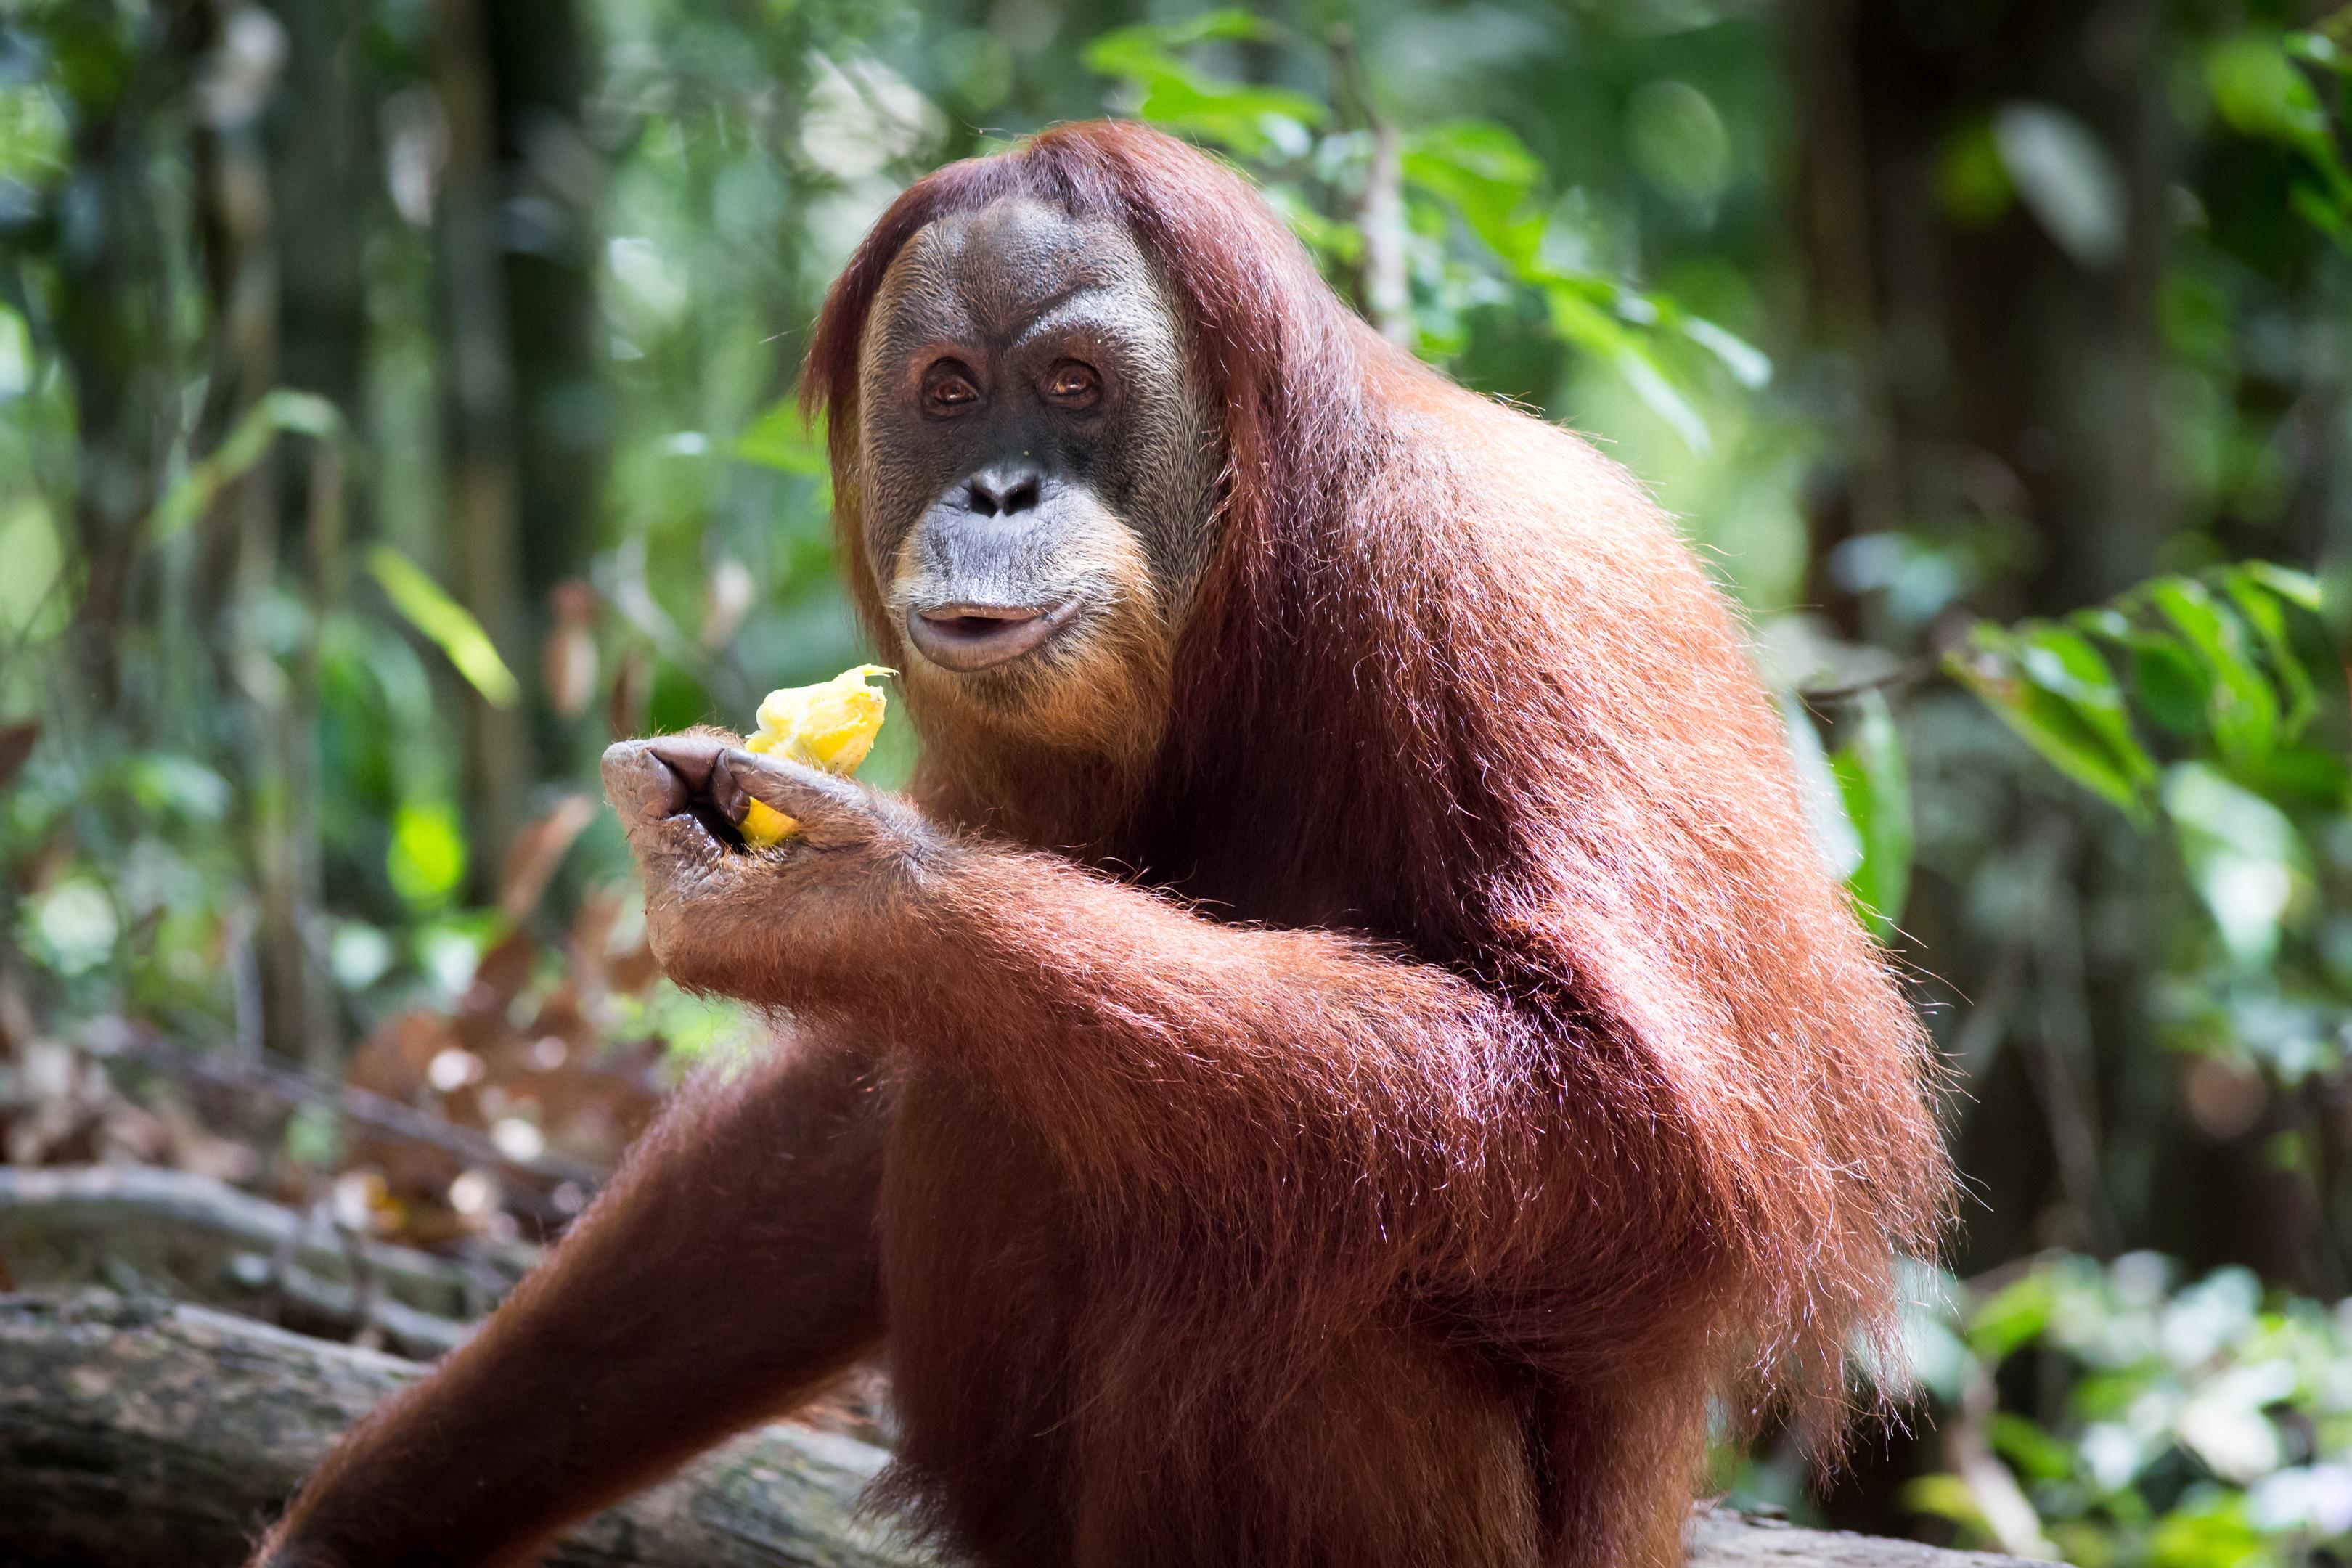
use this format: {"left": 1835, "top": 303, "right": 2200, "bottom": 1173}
{"left": 889, "top": 524, "right": 1174, "bottom": 838}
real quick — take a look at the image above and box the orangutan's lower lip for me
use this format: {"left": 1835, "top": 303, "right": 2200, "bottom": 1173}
{"left": 907, "top": 600, "right": 1083, "bottom": 672}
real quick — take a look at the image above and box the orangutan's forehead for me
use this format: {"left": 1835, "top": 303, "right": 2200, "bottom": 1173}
{"left": 872, "top": 197, "right": 1162, "bottom": 350}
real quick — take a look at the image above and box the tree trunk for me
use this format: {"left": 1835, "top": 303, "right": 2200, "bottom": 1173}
{"left": 260, "top": 0, "right": 375, "bottom": 1079}
{"left": 52, "top": 15, "right": 201, "bottom": 708}
{"left": 430, "top": 0, "right": 531, "bottom": 878}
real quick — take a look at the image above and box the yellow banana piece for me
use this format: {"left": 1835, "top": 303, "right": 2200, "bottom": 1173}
{"left": 738, "top": 664, "right": 893, "bottom": 846}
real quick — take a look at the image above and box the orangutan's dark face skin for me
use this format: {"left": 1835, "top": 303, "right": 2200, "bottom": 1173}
{"left": 856, "top": 198, "right": 1221, "bottom": 786}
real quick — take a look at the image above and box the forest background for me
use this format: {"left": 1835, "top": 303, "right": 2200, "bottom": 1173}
{"left": 2, "top": 0, "right": 2350, "bottom": 1561}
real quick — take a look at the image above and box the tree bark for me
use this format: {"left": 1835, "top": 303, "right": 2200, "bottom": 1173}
{"left": 0, "top": 1289, "right": 2026, "bottom": 1568}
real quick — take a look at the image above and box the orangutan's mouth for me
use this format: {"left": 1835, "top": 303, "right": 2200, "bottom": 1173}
{"left": 906, "top": 599, "right": 1084, "bottom": 672}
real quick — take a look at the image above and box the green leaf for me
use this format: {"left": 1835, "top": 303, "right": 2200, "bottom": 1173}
{"left": 2144, "top": 576, "right": 2279, "bottom": 764}
{"left": 1082, "top": 7, "right": 1270, "bottom": 67}
{"left": 1968, "top": 1268, "right": 2056, "bottom": 1360}
{"left": 367, "top": 545, "right": 521, "bottom": 709}
{"left": 2017, "top": 622, "right": 2158, "bottom": 788}
{"left": 1945, "top": 624, "right": 2155, "bottom": 820}
{"left": 1082, "top": 14, "right": 1323, "bottom": 158}
{"left": 1988, "top": 1413, "right": 2075, "bottom": 1483}
{"left": 2210, "top": 33, "right": 2332, "bottom": 149}
{"left": 2209, "top": 32, "right": 2352, "bottom": 231}
{"left": 0, "top": 499, "right": 68, "bottom": 641}
{"left": 1677, "top": 315, "right": 1772, "bottom": 390}
{"left": 2221, "top": 566, "right": 2318, "bottom": 734}
{"left": 1830, "top": 688, "right": 1913, "bottom": 942}
{"left": 1402, "top": 120, "right": 1544, "bottom": 192}
{"left": 2238, "top": 560, "right": 2322, "bottom": 612}
{"left": 2237, "top": 743, "right": 2352, "bottom": 809}
{"left": 1901, "top": 1474, "right": 1989, "bottom": 1532}
{"left": 150, "top": 388, "right": 346, "bottom": 544}
{"left": 735, "top": 398, "right": 830, "bottom": 475}
{"left": 1778, "top": 690, "right": 1862, "bottom": 884}
{"left": 1546, "top": 286, "right": 1710, "bottom": 454}
{"left": 2287, "top": 30, "right": 2352, "bottom": 75}
{"left": 2291, "top": 181, "right": 2352, "bottom": 244}
{"left": 2078, "top": 608, "right": 2212, "bottom": 738}
{"left": 2165, "top": 761, "right": 2308, "bottom": 968}
{"left": 1401, "top": 120, "right": 1546, "bottom": 270}
{"left": 1937, "top": 118, "right": 2014, "bottom": 224}
{"left": 387, "top": 799, "right": 468, "bottom": 906}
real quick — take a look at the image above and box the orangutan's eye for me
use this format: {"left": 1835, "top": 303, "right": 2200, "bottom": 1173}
{"left": 1042, "top": 360, "right": 1101, "bottom": 409}
{"left": 923, "top": 362, "right": 981, "bottom": 415}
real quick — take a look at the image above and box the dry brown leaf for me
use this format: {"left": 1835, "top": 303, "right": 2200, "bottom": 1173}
{"left": 497, "top": 793, "right": 597, "bottom": 922}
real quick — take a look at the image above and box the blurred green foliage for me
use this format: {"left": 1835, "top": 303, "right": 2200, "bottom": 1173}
{"left": 1907, "top": 1256, "right": 2352, "bottom": 1567}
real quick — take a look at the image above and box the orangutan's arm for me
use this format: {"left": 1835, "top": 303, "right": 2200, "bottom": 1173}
{"left": 253, "top": 1033, "right": 886, "bottom": 1568}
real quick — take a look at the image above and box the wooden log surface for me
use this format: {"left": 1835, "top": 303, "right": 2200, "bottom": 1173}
{"left": 0, "top": 1289, "right": 2025, "bottom": 1568}
{"left": 0, "top": 1164, "right": 528, "bottom": 1357}
{"left": 0, "top": 1290, "right": 903, "bottom": 1568}
{"left": 1686, "top": 1514, "right": 2028, "bottom": 1568}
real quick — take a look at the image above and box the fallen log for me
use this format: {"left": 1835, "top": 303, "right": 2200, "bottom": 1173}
{"left": 0, "top": 1290, "right": 907, "bottom": 1568}
{"left": 0, "top": 1164, "right": 523, "bottom": 1357}
{"left": 0, "top": 1289, "right": 2025, "bottom": 1568}
{"left": 1685, "top": 1513, "right": 2026, "bottom": 1567}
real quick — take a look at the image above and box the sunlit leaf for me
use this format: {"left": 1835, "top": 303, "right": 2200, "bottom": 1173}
{"left": 1901, "top": 1474, "right": 1988, "bottom": 1532}
{"left": 1083, "top": 15, "right": 1324, "bottom": 158}
{"left": 1548, "top": 286, "right": 1710, "bottom": 453}
{"left": 2210, "top": 33, "right": 2332, "bottom": 149}
{"left": 1969, "top": 1269, "right": 2056, "bottom": 1360}
{"left": 1945, "top": 624, "right": 2155, "bottom": 820}
{"left": 1993, "top": 102, "right": 2124, "bottom": 268}
{"left": 1989, "top": 1413, "right": 2075, "bottom": 1483}
{"left": 1776, "top": 690, "right": 1862, "bottom": 883}
{"left": 2078, "top": 608, "right": 2211, "bottom": 739}
{"left": 1083, "top": 7, "right": 1270, "bottom": 61}
{"left": 2210, "top": 32, "right": 2352, "bottom": 226}
{"left": 2165, "top": 762, "right": 2307, "bottom": 968}
{"left": 0, "top": 499, "right": 68, "bottom": 641}
{"left": 2237, "top": 560, "right": 2322, "bottom": 612}
{"left": 1677, "top": 315, "right": 1772, "bottom": 389}
{"left": 367, "top": 545, "right": 522, "bottom": 709}
{"left": 1401, "top": 120, "right": 1546, "bottom": 269}
{"left": 2015, "top": 623, "right": 2158, "bottom": 796}
{"left": 387, "top": 799, "right": 467, "bottom": 906}
{"left": 1830, "top": 688, "right": 1912, "bottom": 942}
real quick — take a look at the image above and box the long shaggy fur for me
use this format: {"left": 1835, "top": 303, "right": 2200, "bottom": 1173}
{"left": 807, "top": 121, "right": 1953, "bottom": 1562}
